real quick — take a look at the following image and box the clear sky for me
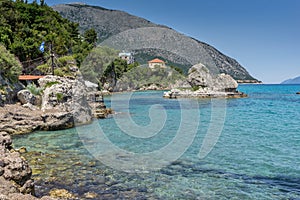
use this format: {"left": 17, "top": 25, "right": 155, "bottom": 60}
{"left": 37, "top": 0, "right": 300, "bottom": 83}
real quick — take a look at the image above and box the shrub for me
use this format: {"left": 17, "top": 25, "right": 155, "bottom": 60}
{"left": 26, "top": 83, "right": 43, "bottom": 96}
{"left": 0, "top": 45, "right": 22, "bottom": 83}
{"left": 56, "top": 93, "right": 64, "bottom": 102}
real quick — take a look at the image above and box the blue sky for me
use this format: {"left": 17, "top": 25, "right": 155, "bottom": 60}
{"left": 40, "top": 0, "right": 299, "bottom": 83}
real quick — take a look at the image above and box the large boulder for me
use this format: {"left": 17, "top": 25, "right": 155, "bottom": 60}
{"left": 164, "top": 63, "right": 244, "bottom": 98}
{"left": 187, "top": 63, "right": 238, "bottom": 92}
{"left": 187, "top": 63, "right": 213, "bottom": 88}
{"left": 39, "top": 75, "right": 92, "bottom": 125}
{"left": 17, "top": 89, "right": 41, "bottom": 106}
{"left": 213, "top": 73, "right": 238, "bottom": 92}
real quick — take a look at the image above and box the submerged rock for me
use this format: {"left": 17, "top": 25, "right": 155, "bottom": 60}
{"left": 49, "top": 189, "right": 77, "bottom": 199}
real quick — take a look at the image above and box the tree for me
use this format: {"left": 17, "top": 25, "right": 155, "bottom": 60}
{"left": 0, "top": 45, "right": 22, "bottom": 83}
{"left": 0, "top": 1, "right": 83, "bottom": 72}
{"left": 80, "top": 46, "right": 119, "bottom": 83}
{"left": 37, "top": 55, "right": 77, "bottom": 77}
{"left": 84, "top": 28, "right": 97, "bottom": 46}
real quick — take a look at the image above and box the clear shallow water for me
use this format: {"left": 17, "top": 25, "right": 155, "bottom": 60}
{"left": 13, "top": 84, "right": 300, "bottom": 199}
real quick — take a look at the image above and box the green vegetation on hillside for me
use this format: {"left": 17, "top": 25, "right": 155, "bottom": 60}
{"left": 133, "top": 50, "right": 191, "bottom": 75}
{"left": 37, "top": 55, "right": 77, "bottom": 77}
{"left": 80, "top": 46, "right": 119, "bottom": 83}
{"left": 0, "top": 0, "right": 96, "bottom": 74}
{"left": 0, "top": 45, "right": 22, "bottom": 83}
{"left": 80, "top": 46, "right": 139, "bottom": 85}
{"left": 116, "top": 66, "right": 185, "bottom": 91}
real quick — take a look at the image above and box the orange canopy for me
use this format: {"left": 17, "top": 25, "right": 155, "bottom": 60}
{"left": 19, "top": 75, "right": 45, "bottom": 80}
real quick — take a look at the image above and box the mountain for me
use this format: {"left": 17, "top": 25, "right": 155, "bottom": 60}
{"left": 53, "top": 3, "right": 258, "bottom": 81}
{"left": 281, "top": 76, "right": 300, "bottom": 84}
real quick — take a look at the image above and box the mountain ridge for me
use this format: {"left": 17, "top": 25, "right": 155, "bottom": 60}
{"left": 281, "top": 76, "right": 300, "bottom": 84}
{"left": 53, "top": 3, "right": 258, "bottom": 81}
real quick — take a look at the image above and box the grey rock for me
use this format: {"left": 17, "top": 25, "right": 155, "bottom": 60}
{"left": 41, "top": 112, "right": 74, "bottom": 131}
{"left": 164, "top": 63, "right": 246, "bottom": 98}
{"left": 187, "top": 63, "right": 238, "bottom": 92}
{"left": 17, "top": 89, "right": 41, "bottom": 106}
{"left": 0, "top": 95, "right": 4, "bottom": 107}
{"left": 0, "top": 131, "right": 12, "bottom": 149}
{"left": 0, "top": 132, "right": 56, "bottom": 200}
{"left": 214, "top": 73, "right": 238, "bottom": 92}
{"left": 22, "top": 103, "right": 39, "bottom": 111}
{"left": 187, "top": 63, "right": 213, "bottom": 88}
{"left": 39, "top": 75, "right": 92, "bottom": 125}
{"left": 0, "top": 132, "right": 34, "bottom": 195}
{"left": 0, "top": 75, "right": 24, "bottom": 105}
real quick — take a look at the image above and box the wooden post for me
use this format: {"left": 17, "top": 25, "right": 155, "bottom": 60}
{"left": 50, "top": 43, "right": 54, "bottom": 75}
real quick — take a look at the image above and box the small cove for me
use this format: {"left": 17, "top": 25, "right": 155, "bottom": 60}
{"left": 13, "top": 84, "right": 300, "bottom": 199}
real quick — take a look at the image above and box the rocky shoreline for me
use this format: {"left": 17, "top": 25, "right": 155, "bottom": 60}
{"left": 0, "top": 75, "right": 113, "bottom": 199}
{"left": 0, "top": 131, "right": 55, "bottom": 200}
{"left": 163, "top": 89, "right": 247, "bottom": 99}
{"left": 0, "top": 77, "right": 112, "bottom": 135}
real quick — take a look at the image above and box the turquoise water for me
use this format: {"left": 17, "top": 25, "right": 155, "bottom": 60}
{"left": 13, "top": 84, "right": 300, "bottom": 199}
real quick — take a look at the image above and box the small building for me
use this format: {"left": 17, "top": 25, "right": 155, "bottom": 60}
{"left": 148, "top": 58, "right": 166, "bottom": 69}
{"left": 118, "top": 52, "right": 135, "bottom": 64}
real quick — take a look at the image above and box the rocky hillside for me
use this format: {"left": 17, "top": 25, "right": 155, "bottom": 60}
{"left": 52, "top": 3, "right": 165, "bottom": 42}
{"left": 53, "top": 3, "right": 257, "bottom": 81}
{"left": 281, "top": 76, "right": 300, "bottom": 84}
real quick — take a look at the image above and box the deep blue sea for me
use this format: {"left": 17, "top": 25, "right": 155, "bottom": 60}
{"left": 13, "top": 84, "right": 300, "bottom": 199}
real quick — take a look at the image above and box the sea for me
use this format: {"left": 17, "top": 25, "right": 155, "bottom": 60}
{"left": 13, "top": 84, "right": 300, "bottom": 199}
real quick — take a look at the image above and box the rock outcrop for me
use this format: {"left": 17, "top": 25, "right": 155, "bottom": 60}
{"left": 1, "top": 75, "right": 111, "bottom": 134}
{"left": 0, "top": 104, "right": 44, "bottom": 134}
{"left": 0, "top": 74, "right": 24, "bottom": 105}
{"left": 0, "top": 132, "right": 57, "bottom": 200}
{"left": 187, "top": 63, "right": 214, "bottom": 88}
{"left": 0, "top": 132, "right": 54, "bottom": 200}
{"left": 38, "top": 75, "right": 92, "bottom": 125}
{"left": 17, "top": 89, "right": 41, "bottom": 106}
{"left": 164, "top": 63, "right": 247, "bottom": 98}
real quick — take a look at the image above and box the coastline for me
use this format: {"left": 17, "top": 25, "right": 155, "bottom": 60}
{"left": 0, "top": 95, "right": 111, "bottom": 199}
{"left": 2, "top": 85, "right": 297, "bottom": 197}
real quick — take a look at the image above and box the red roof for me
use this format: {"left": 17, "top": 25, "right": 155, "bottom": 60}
{"left": 148, "top": 58, "right": 165, "bottom": 63}
{"left": 19, "top": 75, "right": 45, "bottom": 80}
